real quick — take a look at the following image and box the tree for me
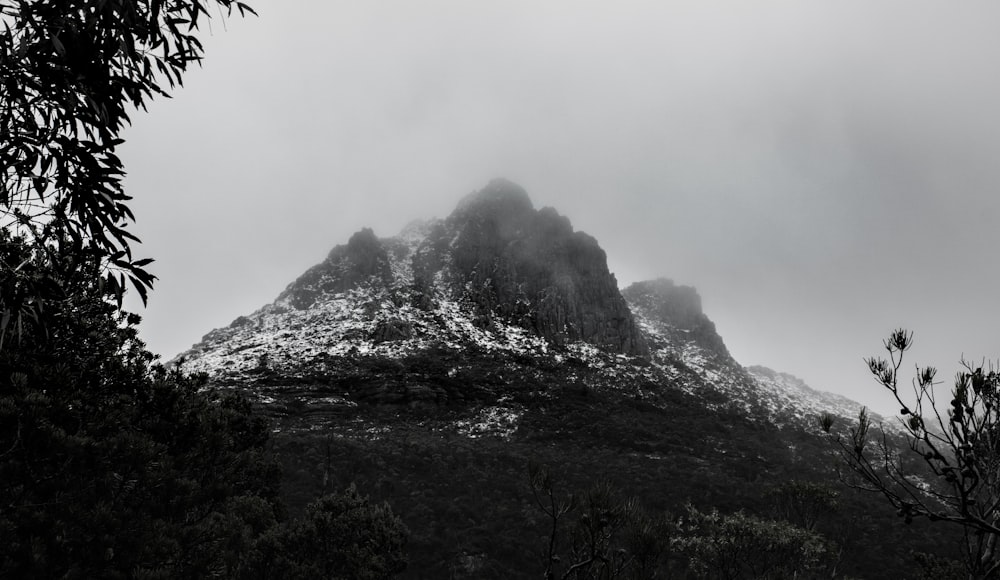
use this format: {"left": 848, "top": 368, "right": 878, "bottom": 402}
{"left": 673, "top": 505, "right": 828, "bottom": 580}
{"left": 242, "top": 485, "right": 408, "bottom": 580}
{"left": 0, "top": 0, "right": 254, "bottom": 334}
{"left": 766, "top": 480, "right": 839, "bottom": 533}
{"left": 2, "top": 5, "right": 413, "bottom": 576}
{"left": 1, "top": 229, "right": 411, "bottom": 578}
{"left": 0, "top": 232, "right": 284, "bottom": 577}
{"left": 827, "top": 329, "right": 1000, "bottom": 578}
{"left": 913, "top": 551, "right": 966, "bottom": 580}
{"left": 528, "top": 463, "right": 670, "bottom": 579}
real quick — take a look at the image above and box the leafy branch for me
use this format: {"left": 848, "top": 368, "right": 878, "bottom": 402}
{"left": 1, "top": 0, "right": 254, "bottom": 340}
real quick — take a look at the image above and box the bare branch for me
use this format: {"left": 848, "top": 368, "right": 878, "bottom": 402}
{"left": 830, "top": 330, "right": 1000, "bottom": 576}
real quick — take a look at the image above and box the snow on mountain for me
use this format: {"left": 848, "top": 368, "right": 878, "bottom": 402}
{"left": 623, "top": 278, "right": 756, "bottom": 401}
{"left": 746, "top": 366, "right": 873, "bottom": 430}
{"left": 175, "top": 180, "right": 872, "bottom": 436}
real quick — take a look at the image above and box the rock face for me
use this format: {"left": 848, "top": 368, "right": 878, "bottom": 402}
{"left": 623, "top": 277, "right": 765, "bottom": 412}
{"left": 279, "top": 228, "right": 392, "bottom": 310}
{"left": 270, "top": 178, "right": 646, "bottom": 356}
{"left": 421, "top": 179, "right": 647, "bottom": 355}
{"left": 622, "top": 278, "right": 728, "bottom": 358}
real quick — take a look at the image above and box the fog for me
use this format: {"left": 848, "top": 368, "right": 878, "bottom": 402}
{"left": 122, "top": 1, "right": 1000, "bottom": 414}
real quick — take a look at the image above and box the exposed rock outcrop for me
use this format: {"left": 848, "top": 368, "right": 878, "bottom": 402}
{"left": 623, "top": 278, "right": 728, "bottom": 358}
{"left": 278, "top": 227, "right": 392, "bottom": 310}
{"left": 426, "top": 179, "right": 648, "bottom": 356}
{"left": 273, "top": 178, "right": 647, "bottom": 356}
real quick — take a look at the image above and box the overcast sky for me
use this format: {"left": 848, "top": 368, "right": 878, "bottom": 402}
{"left": 121, "top": 1, "right": 1000, "bottom": 415}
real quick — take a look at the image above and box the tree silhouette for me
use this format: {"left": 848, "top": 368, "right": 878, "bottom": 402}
{"left": 528, "top": 463, "right": 669, "bottom": 579}
{"left": 0, "top": 235, "right": 283, "bottom": 577}
{"left": 767, "top": 480, "right": 839, "bottom": 533}
{"left": 829, "top": 329, "right": 1000, "bottom": 578}
{"left": 242, "top": 485, "right": 408, "bottom": 580}
{"left": 674, "top": 505, "right": 828, "bottom": 580}
{"left": 1, "top": 0, "right": 253, "bottom": 335}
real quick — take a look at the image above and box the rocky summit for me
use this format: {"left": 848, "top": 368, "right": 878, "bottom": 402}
{"left": 177, "top": 179, "right": 863, "bottom": 432}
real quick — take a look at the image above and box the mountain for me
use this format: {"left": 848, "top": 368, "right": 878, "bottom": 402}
{"left": 177, "top": 178, "right": 861, "bottom": 431}
{"left": 173, "top": 180, "right": 934, "bottom": 578}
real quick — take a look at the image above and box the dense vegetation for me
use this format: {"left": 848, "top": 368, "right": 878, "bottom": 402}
{"left": 265, "top": 364, "right": 964, "bottom": 579}
{"left": 0, "top": 230, "right": 408, "bottom": 578}
{"left": 1, "top": 2, "right": 411, "bottom": 575}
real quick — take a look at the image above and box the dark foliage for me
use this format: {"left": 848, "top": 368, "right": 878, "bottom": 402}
{"left": 0, "top": 2, "right": 414, "bottom": 576}
{"left": 765, "top": 480, "right": 840, "bottom": 533}
{"left": 674, "top": 505, "right": 829, "bottom": 579}
{"left": 0, "top": 234, "right": 282, "bottom": 577}
{"left": 265, "top": 370, "right": 960, "bottom": 579}
{"left": 0, "top": 234, "right": 408, "bottom": 577}
{"left": 1, "top": 0, "right": 253, "bottom": 334}
{"left": 242, "top": 485, "right": 407, "bottom": 580}
{"left": 528, "top": 463, "right": 671, "bottom": 579}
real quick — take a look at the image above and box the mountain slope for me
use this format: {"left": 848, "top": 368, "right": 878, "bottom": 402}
{"left": 747, "top": 365, "right": 869, "bottom": 427}
{"left": 171, "top": 180, "right": 945, "bottom": 578}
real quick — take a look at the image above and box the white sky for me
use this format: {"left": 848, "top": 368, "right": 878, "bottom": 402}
{"left": 121, "top": 1, "right": 1000, "bottom": 415}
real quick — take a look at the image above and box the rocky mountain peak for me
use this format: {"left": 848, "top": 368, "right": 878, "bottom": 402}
{"left": 276, "top": 226, "right": 392, "bottom": 310}
{"left": 622, "top": 278, "right": 729, "bottom": 359}
{"left": 622, "top": 278, "right": 703, "bottom": 330}
{"left": 433, "top": 181, "right": 647, "bottom": 356}
{"left": 189, "top": 181, "right": 647, "bottom": 371}
{"left": 451, "top": 178, "right": 535, "bottom": 234}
